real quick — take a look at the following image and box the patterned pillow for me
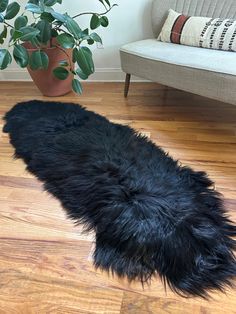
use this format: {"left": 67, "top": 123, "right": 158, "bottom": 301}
{"left": 158, "top": 9, "right": 236, "bottom": 52}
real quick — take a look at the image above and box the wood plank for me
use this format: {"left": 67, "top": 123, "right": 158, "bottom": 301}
{"left": 120, "top": 291, "right": 236, "bottom": 314}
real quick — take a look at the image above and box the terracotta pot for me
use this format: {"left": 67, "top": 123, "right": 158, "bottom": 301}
{"left": 25, "top": 43, "right": 73, "bottom": 97}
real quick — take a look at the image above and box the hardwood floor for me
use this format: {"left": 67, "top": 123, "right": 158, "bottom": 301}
{"left": 0, "top": 81, "right": 235, "bottom": 313}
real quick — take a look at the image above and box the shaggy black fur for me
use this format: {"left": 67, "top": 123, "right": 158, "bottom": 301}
{"left": 3, "top": 100, "right": 236, "bottom": 297}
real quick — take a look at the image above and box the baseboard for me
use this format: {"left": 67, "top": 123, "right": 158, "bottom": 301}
{"left": 0, "top": 69, "right": 32, "bottom": 81}
{"left": 0, "top": 68, "right": 148, "bottom": 82}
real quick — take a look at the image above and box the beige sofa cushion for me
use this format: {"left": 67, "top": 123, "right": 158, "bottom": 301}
{"left": 120, "top": 39, "right": 236, "bottom": 76}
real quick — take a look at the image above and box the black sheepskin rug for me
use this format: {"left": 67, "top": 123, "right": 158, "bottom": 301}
{"left": 3, "top": 100, "right": 236, "bottom": 298}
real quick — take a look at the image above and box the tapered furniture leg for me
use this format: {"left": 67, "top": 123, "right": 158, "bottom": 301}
{"left": 124, "top": 73, "right": 131, "bottom": 97}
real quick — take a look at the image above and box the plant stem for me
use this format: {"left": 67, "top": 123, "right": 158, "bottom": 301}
{"left": 54, "top": 44, "right": 73, "bottom": 71}
{"left": 53, "top": 26, "right": 64, "bottom": 32}
{"left": 72, "top": 4, "right": 116, "bottom": 19}
{"left": 4, "top": 21, "right": 13, "bottom": 28}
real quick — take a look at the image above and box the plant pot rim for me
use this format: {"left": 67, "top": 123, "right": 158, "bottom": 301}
{"left": 26, "top": 46, "right": 58, "bottom": 51}
{"left": 23, "top": 43, "right": 60, "bottom": 51}
{"left": 23, "top": 39, "right": 68, "bottom": 52}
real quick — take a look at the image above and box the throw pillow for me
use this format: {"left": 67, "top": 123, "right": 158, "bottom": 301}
{"left": 158, "top": 9, "right": 236, "bottom": 52}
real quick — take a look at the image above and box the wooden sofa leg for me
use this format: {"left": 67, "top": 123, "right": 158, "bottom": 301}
{"left": 124, "top": 73, "right": 131, "bottom": 97}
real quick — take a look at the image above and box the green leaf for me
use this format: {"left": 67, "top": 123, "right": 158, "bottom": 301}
{"left": 59, "top": 59, "right": 69, "bottom": 67}
{"left": 29, "top": 50, "right": 49, "bottom": 70}
{"left": 36, "top": 20, "right": 51, "bottom": 44}
{"left": 25, "top": 3, "right": 42, "bottom": 14}
{"left": 13, "top": 44, "right": 29, "bottom": 68}
{"left": 28, "top": 0, "right": 39, "bottom": 4}
{"left": 0, "top": 0, "right": 8, "bottom": 13}
{"left": 18, "top": 26, "right": 40, "bottom": 41}
{"left": 90, "top": 32, "right": 102, "bottom": 43}
{"left": 81, "top": 46, "right": 92, "bottom": 56}
{"left": 75, "top": 67, "right": 88, "bottom": 80}
{"left": 51, "top": 11, "right": 66, "bottom": 23}
{"left": 44, "top": 0, "right": 57, "bottom": 6}
{"left": 57, "top": 33, "right": 75, "bottom": 49}
{"left": 44, "top": 6, "right": 54, "bottom": 13}
{"left": 100, "top": 16, "right": 109, "bottom": 27}
{"left": 56, "top": 0, "right": 62, "bottom": 3}
{"left": 73, "top": 46, "right": 94, "bottom": 76}
{"left": 65, "top": 15, "right": 82, "bottom": 39}
{"left": 4, "top": 2, "right": 20, "bottom": 19}
{"left": 11, "top": 29, "right": 22, "bottom": 41}
{"left": 53, "top": 66, "right": 69, "bottom": 80}
{"left": 72, "top": 47, "right": 78, "bottom": 63}
{"left": 98, "top": 0, "right": 104, "bottom": 6}
{"left": 72, "top": 78, "right": 83, "bottom": 94}
{"left": 0, "top": 24, "right": 7, "bottom": 37}
{"left": 78, "top": 29, "right": 90, "bottom": 40}
{"left": 40, "top": 12, "right": 54, "bottom": 22}
{"left": 87, "top": 39, "right": 94, "bottom": 45}
{"left": 104, "top": 0, "right": 111, "bottom": 7}
{"left": 30, "top": 36, "right": 41, "bottom": 47}
{"left": 90, "top": 14, "right": 100, "bottom": 30}
{"left": 14, "top": 16, "right": 28, "bottom": 29}
{"left": 0, "top": 13, "right": 4, "bottom": 22}
{"left": 0, "top": 48, "right": 12, "bottom": 69}
{"left": 83, "top": 28, "right": 89, "bottom": 35}
{"left": 0, "top": 24, "right": 7, "bottom": 43}
{"left": 51, "top": 28, "right": 58, "bottom": 37}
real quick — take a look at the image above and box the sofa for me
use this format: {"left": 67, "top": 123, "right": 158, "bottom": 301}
{"left": 120, "top": 0, "right": 236, "bottom": 106}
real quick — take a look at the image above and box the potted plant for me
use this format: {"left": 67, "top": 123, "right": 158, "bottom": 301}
{"left": 0, "top": 0, "right": 116, "bottom": 96}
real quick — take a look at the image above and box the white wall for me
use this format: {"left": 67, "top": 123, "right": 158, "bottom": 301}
{"left": 0, "top": 0, "right": 154, "bottom": 81}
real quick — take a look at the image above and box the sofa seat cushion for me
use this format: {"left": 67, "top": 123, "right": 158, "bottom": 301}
{"left": 120, "top": 39, "right": 236, "bottom": 76}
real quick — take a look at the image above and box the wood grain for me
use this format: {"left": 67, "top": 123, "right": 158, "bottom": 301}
{"left": 0, "top": 81, "right": 235, "bottom": 313}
